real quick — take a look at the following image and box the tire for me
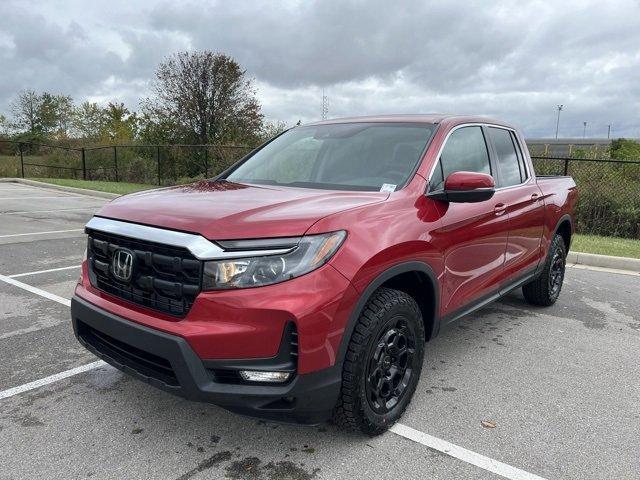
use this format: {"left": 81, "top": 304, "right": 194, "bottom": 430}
{"left": 333, "top": 287, "right": 425, "bottom": 436}
{"left": 522, "top": 234, "right": 567, "bottom": 306}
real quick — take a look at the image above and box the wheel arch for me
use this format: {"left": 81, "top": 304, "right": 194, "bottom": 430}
{"left": 554, "top": 214, "right": 573, "bottom": 252}
{"left": 335, "top": 261, "right": 439, "bottom": 366}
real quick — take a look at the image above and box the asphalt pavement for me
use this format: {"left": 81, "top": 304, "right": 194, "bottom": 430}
{"left": 0, "top": 181, "right": 638, "bottom": 480}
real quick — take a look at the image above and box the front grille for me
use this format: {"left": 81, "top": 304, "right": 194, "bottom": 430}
{"left": 87, "top": 228, "right": 202, "bottom": 317}
{"left": 76, "top": 320, "right": 179, "bottom": 387}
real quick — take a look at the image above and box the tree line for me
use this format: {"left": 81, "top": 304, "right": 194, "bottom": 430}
{"left": 0, "top": 51, "right": 288, "bottom": 147}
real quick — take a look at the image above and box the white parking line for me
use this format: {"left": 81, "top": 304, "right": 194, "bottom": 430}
{"left": 0, "top": 273, "right": 71, "bottom": 306}
{"left": 0, "top": 357, "right": 551, "bottom": 480}
{"left": 0, "top": 228, "right": 83, "bottom": 238}
{"left": 0, "top": 361, "right": 106, "bottom": 400}
{"left": 9, "top": 265, "right": 80, "bottom": 278}
{"left": 0, "top": 265, "right": 552, "bottom": 479}
{"left": 0, "top": 196, "right": 81, "bottom": 200}
{"left": 1, "top": 207, "right": 97, "bottom": 215}
{"left": 390, "top": 423, "right": 547, "bottom": 480}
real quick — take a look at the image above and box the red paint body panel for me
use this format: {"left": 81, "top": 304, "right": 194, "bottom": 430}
{"left": 97, "top": 180, "right": 387, "bottom": 239}
{"left": 75, "top": 114, "right": 577, "bottom": 377}
{"left": 444, "top": 171, "right": 495, "bottom": 190}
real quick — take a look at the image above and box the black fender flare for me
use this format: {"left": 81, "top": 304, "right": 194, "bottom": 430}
{"left": 553, "top": 213, "right": 573, "bottom": 236}
{"left": 334, "top": 261, "right": 439, "bottom": 366}
{"left": 552, "top": 213, "right": 573, "bottom": 249}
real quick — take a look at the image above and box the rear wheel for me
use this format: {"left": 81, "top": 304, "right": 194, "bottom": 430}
{"left": 333, "top": 288, "right": 425, "bottom": 435}
{"left": 522, "top": 234, "right": 567, "bottom": 306}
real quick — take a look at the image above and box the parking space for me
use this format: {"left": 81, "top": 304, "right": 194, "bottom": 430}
{"left": 1, "top": 181, "right": 639, "bottom": 479}
{"left": 0, "top": 183, "right": 104, "bottom": 241}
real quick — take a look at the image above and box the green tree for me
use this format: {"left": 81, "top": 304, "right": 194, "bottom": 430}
{"left": 100, "top": 102, "right": 138, "bottom": 143}
{"left": 143, "top": 51, "right": 263, "bottom": 145}
{"left": 138, "top": 111, "right": 181, "bottom": 144}
{"left": 73, "top": 102, "right": 105, "bottom": 140}
{"left": 0, "top": 113, "right": 9, "bottom": 136}
{"left": 258, "top": 120, "right": 288, "bottom": 143}
{"left": 9, "top": 90, "right": 76, "bottom": 140}
{"left": 10, "top": 90, "right": 42, "bottom": 137}
{"left": 53, "top": 95, "right": 75, "bottom": 138}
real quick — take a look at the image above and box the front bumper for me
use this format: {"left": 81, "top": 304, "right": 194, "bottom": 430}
{"left": 71, "top": 296, "right": 342, "bottom": 424}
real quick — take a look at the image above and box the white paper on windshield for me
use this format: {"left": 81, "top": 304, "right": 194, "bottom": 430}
{"left": 380, "top": 183, "right": 397, "bottom": 193}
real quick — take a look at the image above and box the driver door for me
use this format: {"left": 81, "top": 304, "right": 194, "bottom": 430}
{"left": 428, "top": 125, "right": 509, "bottom": 319}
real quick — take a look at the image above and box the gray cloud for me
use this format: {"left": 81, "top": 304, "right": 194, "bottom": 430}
{"left": 0, "top": 0, "right": 639, "bottom": 137}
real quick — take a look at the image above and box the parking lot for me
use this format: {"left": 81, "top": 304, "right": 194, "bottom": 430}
{"left": 0, "top": 181, "right": 639, "bottom": 480}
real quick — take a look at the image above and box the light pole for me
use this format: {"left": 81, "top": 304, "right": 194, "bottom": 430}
{"left": 583, "top": 121, "right": 587, "bottom": 138}
{"left": 555, "top": 105, "right": 563, "bottom": 139}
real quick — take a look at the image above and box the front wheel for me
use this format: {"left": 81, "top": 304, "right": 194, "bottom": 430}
{"left": 333, "top": 288, "right": 425, "bottom": 435}
{"left": 522, "top": 234, "right": 567, "bottom": 306}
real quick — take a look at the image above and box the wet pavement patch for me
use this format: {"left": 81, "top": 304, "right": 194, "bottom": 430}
{"left": 176, "top": 450, "right": 234, "bottom": 480}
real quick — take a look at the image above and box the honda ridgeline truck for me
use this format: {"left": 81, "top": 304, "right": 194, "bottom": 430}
{"left": 71, "top": 115, "right": 577, "bottom": 435}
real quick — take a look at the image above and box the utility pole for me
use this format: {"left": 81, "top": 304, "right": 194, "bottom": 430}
{"left": 607, "top": 124, "right": 611, "bottom": 139}
{"left": 555, "top": 105, "right": 563, "bottom": 139}
{"left": 321, "top": 88, "right": 329, "bottom": 120}
{"left": 583, "top": 121, "right": 587, "bottom": 138}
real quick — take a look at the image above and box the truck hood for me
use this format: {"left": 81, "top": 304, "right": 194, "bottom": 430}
{"left": 96, "top": 180, "right": 388, "bottom": 239}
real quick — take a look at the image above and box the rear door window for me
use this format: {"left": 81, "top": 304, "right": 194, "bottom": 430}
{"left": 429, "top": 126, "right": 491, "bottom": 191}
{"left": 510, "top": 131, "right": 528, "bottom": 181}
{"left": 488, "top": 127, "right": 523, "bottom": 187}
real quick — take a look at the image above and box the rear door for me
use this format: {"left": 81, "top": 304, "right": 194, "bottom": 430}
{"left": 486, "top": 127, "right": 545, "bottom": 282}
{"left": 428, "top": 125, "right": 510, "bottom": 317}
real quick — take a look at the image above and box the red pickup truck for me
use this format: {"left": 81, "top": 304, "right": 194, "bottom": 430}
{"left": 71, "top": 115, "right": 577, "bottom": 435}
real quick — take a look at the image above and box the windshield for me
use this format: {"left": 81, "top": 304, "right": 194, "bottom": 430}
{"left": 224, "top": 122, "right": 436, "bottom": 191}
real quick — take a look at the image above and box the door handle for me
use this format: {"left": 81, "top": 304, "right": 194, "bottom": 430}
{"left": 531, "top": 193, "right": 539, "bottom": 201}
{"left": 494, "top": 203, "right": 507, "bottom": 215}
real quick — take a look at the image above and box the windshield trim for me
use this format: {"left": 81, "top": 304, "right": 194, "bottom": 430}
{"left": 219, "top": 121, "right": 439, "bottom": 192}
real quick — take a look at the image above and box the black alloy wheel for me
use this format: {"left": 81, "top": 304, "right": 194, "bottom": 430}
{"left": 333, "top": 287, "right": 425, "bottom": 435}
{"left": 365, "top": 317, "right": 417, "bottom": 415}
{"left": 522, "top": 233, "right": 567, "bottom": 306}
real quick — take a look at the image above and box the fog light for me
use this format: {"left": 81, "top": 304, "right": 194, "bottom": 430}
{"left": 239, "top": 371, "right": 291, "bottom": 383}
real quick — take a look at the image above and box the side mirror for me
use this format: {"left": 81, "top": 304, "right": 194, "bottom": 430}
{"left": 428, "top": 171, "right": 495, "bottom": 203}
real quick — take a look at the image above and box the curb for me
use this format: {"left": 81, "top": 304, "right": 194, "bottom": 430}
{"left": 0, "top": 178, "right": 119, "bottom": 199}
{"left": 567, "top": 251, "right": 640, "bottom": 274}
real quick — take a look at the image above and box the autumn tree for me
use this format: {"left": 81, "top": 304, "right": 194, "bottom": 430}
{"left": 142, "top": 51, "right": 263, "bottom": 145}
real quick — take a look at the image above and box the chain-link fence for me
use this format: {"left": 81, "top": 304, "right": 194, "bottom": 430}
{"left": 2, "top": 139, "right": 639, "bottom": 239}
{"left": 0, "top": 140, "right": 82, "bottom": 179}
{"left": 82, "top": 144, "right": 253, "bottom": 185}
{"left": 531, "top": 156, "right": 640, "bottom": 239}
{"left": 0, "top": 140, "right": 253, "bottom": 185}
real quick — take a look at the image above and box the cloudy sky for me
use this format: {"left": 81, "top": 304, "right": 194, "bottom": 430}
{"left": 1, "top": 0, "right": 638, "bottom": 138}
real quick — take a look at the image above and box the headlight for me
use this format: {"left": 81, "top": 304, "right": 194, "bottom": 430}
{"left": 202, "top": 231, "right": 346, "bottom": 290}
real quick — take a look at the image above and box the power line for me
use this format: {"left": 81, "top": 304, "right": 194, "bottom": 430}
{"left": 321, "top": 88, "right": 329, "bottom": 120}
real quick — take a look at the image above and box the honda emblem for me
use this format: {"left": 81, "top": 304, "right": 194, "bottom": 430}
{"left": 111, "top": 248, "right": 134, "bottom": 282}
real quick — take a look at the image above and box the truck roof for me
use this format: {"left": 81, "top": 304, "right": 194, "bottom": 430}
{"left": 305, "top": 114, "right": 511, "bottom": 127}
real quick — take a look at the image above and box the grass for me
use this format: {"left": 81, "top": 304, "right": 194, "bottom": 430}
{"left": 29, "top": 178, "right": 157, "bottom": 195}
{"left": 573, "top": 234, "right": 640, "bottom": 259}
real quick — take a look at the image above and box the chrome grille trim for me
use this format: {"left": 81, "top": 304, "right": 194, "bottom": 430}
{"left": 85, "top": 217, "right": 295, "bottom": 260}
